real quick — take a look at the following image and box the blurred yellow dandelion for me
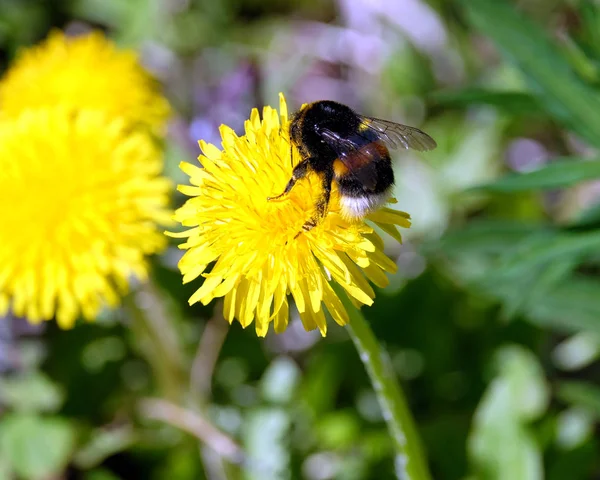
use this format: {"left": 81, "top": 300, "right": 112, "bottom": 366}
{"left": 170, "top": 94, "right": 411, "bottom": 337}
{"left": 0, "top": 30, "right": 170, "bottom": 134}
{"left": 0, "top": 108, "right": 172, "bottom": 327}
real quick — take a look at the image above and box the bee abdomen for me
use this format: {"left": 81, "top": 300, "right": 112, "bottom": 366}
{"left": 336, "top": 142, "right": 394, "bottom": 193}
{"left": 339, "top": 189, "right": 393, "bottom": 218}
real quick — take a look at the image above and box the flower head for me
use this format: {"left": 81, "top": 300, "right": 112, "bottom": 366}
{"left": 0, "top": 30, "right": 170, "bottom": 134}
{"left": 171, "top": 94, "right": 410, "bottom": 337}
{"left": 0, "top": 108, "right": 172, "bottom": 327}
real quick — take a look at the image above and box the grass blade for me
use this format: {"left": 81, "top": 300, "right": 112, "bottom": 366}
{"left": 462, "top": 0, "right": 600, "bottom": 148}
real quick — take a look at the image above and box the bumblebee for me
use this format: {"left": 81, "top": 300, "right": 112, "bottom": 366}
{"left": 268, "top": 100, "right": 437, "bottom": 234}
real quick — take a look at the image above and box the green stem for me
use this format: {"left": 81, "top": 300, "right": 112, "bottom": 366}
{"left": 124, "top": 283, "right": 186, "bottom": 401}
{"left": 337, "top": 288, "right": 431, "bottom": 480}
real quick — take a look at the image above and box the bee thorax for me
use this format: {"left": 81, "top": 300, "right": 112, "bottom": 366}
{"left": 339, "top": 191, "right": 391, "bottom": 219}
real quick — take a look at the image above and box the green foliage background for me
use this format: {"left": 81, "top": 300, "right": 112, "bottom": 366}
{"left": 1, "top": 0, "right": 600, "bottom": 479}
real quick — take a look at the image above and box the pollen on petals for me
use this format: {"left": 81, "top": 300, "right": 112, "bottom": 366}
{"left": 170, "top": 93, "right": 411, "bottom": 337}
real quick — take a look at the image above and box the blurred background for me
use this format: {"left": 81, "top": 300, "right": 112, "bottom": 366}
{"left": 1, "top": 0, "right": 600, "bottom": 479}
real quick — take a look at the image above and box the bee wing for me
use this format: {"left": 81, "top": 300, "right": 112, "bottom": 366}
{"left": 360, "top": 116, "right": 437, "bottom": 152}
{"left": 319, "top": 128, "right": 379, "bottom": 191}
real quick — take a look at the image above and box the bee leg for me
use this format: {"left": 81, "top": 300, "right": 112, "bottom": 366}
{"left": 299, "top": 169, "right": 333, "bottom": 234}
{"left": 267, "top": 159, "right": 309, "bottom": 201}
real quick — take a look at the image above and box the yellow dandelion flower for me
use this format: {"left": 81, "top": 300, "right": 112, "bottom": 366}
{"left": 0, "top": 30, "right": 170, "bottom": 134}
{"left": 170, "top": 94, "right": 411, "bottom": 337}
{"left": 0, "top": 108, "right": 172, "bottom": 328}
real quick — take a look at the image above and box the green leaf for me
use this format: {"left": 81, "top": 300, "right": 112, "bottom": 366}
{"left": 451, "top": 242, "right": 600, "bottom": 335}
{"left": 493, "top": 346, "right": 549, "bottom": 420}
{"left": 84, "top": 469, "right": 122, "bottom": 480}
{"left": 243, "top": 408, "right": 290, "bottom": 480}
{"left": 430, "top": 89, "right": 541, "bottom": 115}
{"left": 316, "top": 411, "right": 361, "bottom": 450}
{"left": 424, "top": 221, "right": 545, "bottom": 256}
{"left": 474, "top": 246, "right": 600, "bottom": 334}
{"left": 434, "top": 222, "right": 600, "bottom": 334}
{"left": 555, "top": 408, "right": 595, "bottom": 450}
{"left": 0, "top": 372, "right": 64, "bottom": 413}
{"left": 260, "top": 357, "right": 301, "bottom": 404}
{"left": 570, "top": 200, "right": 600, "bottom": 227}
{"left": 462, "top": 0, "right": 600, "bottom": 148}
{"left": 577, "top": 1, "right": 600, "bottom": 62}
{"left": 556, "top": 381, "right": 600, "bottom": 419}
{"left": 553, "top": 332, "right": 600, "bottom": 371}
{"left": 0, "top": 457, "right": 10, "bottom": 480}
{"left": 0, "top": 413, "right": 76, "bottom": 480}
{"left": 527, "top": 276, "right": 600, "bottom": 335}
{"left": 492, "top": 230, "right": 600, "bottom": 274}
{"left": 469, "top": 346, "right": 548, "bottom": 480}
{"left": 470, "top": 159, "right": 600, "bottom": 193}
